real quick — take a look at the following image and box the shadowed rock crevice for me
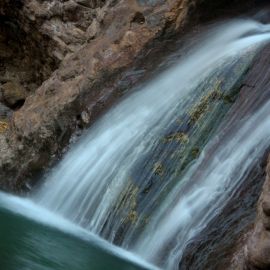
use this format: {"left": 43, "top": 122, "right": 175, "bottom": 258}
{"left": 0, "top": 12, "right": 57, "bottom": 119}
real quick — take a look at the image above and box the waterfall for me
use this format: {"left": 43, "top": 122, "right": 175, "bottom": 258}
{"left": 31, "top": 18, "right": 270, "bottom": 269}
{"left": 132, "top": 97, "right": 270, "bottom": 269}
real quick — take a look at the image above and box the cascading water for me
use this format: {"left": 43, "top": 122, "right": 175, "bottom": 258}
{"left": 28, "top": 17, "right": 270, "bottom": 269}
{"left": 133, "top": 96, "right": 270, "bottom": 269}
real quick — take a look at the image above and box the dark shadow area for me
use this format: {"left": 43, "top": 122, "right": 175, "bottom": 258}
{"left": 0, "top": 11, "right": 57, "bottom": 112}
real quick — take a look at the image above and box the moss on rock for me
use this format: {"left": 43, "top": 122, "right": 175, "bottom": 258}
{"left": 189, "top": 82, "right": 223, "bottom": 123}
{"left": 153, "top": 162, "right": 165, "bottom": 176}
{"left": 164, "top": 132, "right": 189, "bottom": 144}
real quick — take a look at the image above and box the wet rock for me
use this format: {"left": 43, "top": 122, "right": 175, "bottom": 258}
{"left": 0, "top": 102, "right": 12, "bottom": 119}
{"left": 81, "top": 111, "right": 90, "bottom": 124}
{"left": 178, "top": 44, "right": 270, "bottom": 270}
{"left": 245, "top": 161, "right": 270, "bottom": 270}
{"left": 227, "top": 45, "right": 270, "bottom": 270}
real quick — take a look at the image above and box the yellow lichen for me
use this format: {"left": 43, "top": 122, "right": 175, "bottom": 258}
{"left": 191, "top": 147, "right": 200, "bottom": 159}
{"left": 0, "top": 121, "right": 8, "bottom": 133}
{"left": 189, "top": 83, "right": 223, "bottom": 123}
{"left": 153, "top": 162, "right": 164, "bottom": 176}
{"left": 164, "top": 132, "right": 189, "bottom": 144}
{"left": 126, "top": 210, "right": 138, "bottom": 224}
{"left": 115, "top": 180, "right": 139, "bottom": 225}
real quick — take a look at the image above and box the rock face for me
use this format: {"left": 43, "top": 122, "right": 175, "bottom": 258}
{"left": 246, "top": 48, "right": 270, "bottom": 270}
{"left": 245, "top": 159, "right": 270, "bottom": 270}
{"left": 223, "top": 45, "right": 270, "bottom": 270}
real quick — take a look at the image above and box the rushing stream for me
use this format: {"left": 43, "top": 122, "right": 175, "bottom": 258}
{"left": 1, "top": 16, "right": 270, "bottom": 270}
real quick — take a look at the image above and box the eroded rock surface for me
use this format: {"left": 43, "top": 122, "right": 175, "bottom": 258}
{"left": 244, "top": 159, "right": 270, "bottom": 270}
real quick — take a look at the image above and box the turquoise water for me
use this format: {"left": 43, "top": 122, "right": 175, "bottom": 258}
{"left": 0, "top": 193, "right": 154, "bottom": 270}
